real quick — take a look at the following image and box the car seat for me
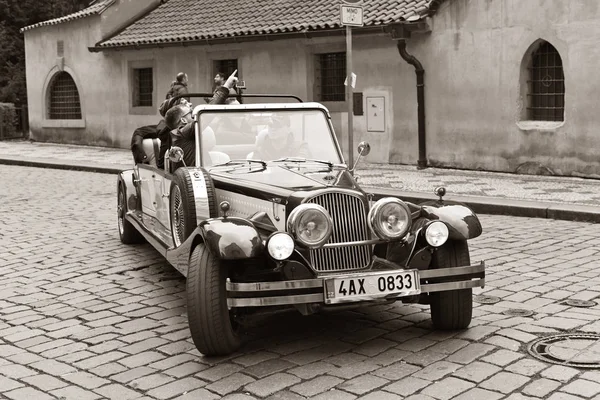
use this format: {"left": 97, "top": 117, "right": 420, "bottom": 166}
{"left": 202, "top": 127, "right": 230, "bottom": 166}
{"left": 141, "top": 138, "right": 161, "bottom": 167}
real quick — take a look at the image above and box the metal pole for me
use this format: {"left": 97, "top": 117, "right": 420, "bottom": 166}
{"left": 346, "top": 25, "right": 354, "bottom": 168}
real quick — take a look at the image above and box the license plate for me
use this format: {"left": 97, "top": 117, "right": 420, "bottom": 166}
{"left": 324, "top": 270, "right": 421, "bottom": 304}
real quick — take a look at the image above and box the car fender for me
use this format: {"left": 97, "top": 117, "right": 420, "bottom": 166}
{"left": 117, "top": 169, "right": 139, "bottom": 212}
{"left": 420, "top": 202, "right": 482, "bottom": 240}
{"left": 199, "top": 217, "right": 264, "bottom": 260}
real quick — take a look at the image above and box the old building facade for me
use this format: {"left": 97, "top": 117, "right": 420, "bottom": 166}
{"left": 22, "top": 0, "right": 600, "bottom": 177}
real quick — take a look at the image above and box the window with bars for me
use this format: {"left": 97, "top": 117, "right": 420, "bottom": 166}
{"left": 48, "top": 72, "right": 82, "bottom": 120}
{"left": 133, "top": 67, "right": 153, "bottom": 107}
{"left": 316, "top": 52, "right": 346, "bottom": 102}
{"left": 213, "top": 59, "right": 238, "bottom": 89}
{"left": 527, "top": 41, "right": 565, "bottom": 121}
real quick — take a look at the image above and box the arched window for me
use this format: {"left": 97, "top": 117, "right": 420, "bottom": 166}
{"left": 48, "top": 72, "right": 82, "bottom": 120}
{"left": 527, "top": 41, "right": 564, "bottom": 121}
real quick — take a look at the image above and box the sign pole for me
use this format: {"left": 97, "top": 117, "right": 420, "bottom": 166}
{"left": 346, "top": 25, "right": 354, "bottom": 168}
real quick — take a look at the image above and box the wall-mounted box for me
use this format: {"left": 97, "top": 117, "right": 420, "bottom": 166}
{"left": 367, "top": 96, "right": 385, "bottom": 132}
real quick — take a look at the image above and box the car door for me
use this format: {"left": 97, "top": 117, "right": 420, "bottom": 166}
{"left": 137, "top": 165, "right": 157, "bottom": 220}
{"left": 157, "top": 174, "right": 172, "bottom": 230}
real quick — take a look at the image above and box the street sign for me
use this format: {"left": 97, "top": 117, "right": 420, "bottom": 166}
{"left": 340, "top": 5, "right": 364, "bottom": 27}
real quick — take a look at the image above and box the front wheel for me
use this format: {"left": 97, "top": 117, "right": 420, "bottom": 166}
{"left": 187, "top": 243, "right": 241, "bottom": 356}
{"left": 429, "top": 240, "right": 473, "bottom": 330}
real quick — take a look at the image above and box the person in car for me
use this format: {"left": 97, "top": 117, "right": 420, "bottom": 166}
{"left": 251, "top": 115, "right": 311, "bottom": 161}
{"left": 166, "top": 72, "right": 189, "bottom": 100}
{"left": 165, "top": 104, "right": 195, "bottom": 167}
{"left": 208, "top": 72, "right": 240, "bottom": 104}
{"left": 130, "top": 120, "right": 167, "bottom": 165}
{"left": 161, "top": 71, "right": 240, "bottom": 168}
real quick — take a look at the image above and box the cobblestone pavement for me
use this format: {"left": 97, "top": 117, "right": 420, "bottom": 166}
{"left": 2, "top": 139, "right": 600, "bottom": 206}
{"left": 2, "top": 165, "right": 600, "bottom": 400}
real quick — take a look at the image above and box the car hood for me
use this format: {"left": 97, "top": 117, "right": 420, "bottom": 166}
{"left": 209, "top": 164, "right": 360, "bottom": 199}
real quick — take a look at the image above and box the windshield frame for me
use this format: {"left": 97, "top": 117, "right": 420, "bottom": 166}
{"left": 191, "top": 105, "right": 345, "bottom": 168}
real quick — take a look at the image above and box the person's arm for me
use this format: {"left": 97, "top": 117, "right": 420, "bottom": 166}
{"left": 131, "top": 125, "right": 158, "bottom": 164}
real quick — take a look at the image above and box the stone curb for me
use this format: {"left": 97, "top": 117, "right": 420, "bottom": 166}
{"left": 0, "top": 156, "right": 126, "bottom": 175}
{"left": 2, "top": 156, "right": 599, "bottom": 223}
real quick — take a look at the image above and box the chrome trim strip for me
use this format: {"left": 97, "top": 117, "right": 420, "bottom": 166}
{"left": 419, "top": 263, "right": 485, "bottom": 279}
{"left": 227, "top": 279, "right": 324, "bottom": 291}
{"left": 324, "top": 290, "right": 422, "bottom": 305}
{"left": 321, "top": 238, "right": 383, "bottom": 248}
{"left": 421, "top": 279, "right": 485, "bottom": 292}
{"left": 227, "top": 293, "right": 323, "bottom": 307}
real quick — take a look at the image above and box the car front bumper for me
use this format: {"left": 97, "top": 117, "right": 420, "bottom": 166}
{"left": 226, "top": 261, "right": 485, "bottom": 307}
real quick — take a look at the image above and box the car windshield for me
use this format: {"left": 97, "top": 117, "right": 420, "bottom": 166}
{"left": 197, "top": 109, "right": 343, "bottom": 167}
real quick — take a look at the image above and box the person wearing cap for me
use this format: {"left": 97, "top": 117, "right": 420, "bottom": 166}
{"left": 251, "top": 115, "right": 311, "bottom": 161}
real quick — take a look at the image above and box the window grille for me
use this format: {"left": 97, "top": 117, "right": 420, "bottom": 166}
{"left": 48, "top": 72, "right": 81, "bottom": 120}
{"left": 527, "top": 42, "right": 565, "bottom": 121}
{"left": 316, "top": 52, "right": 346, "bottom": 102}
{"left": 214, "top": 59, "right": 238, "bottom": 78}
{"left": 133, "top": 68, "right": 153, "bottom": 107}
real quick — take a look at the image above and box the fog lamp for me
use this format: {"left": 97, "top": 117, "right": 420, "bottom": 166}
{"left": 425, "top": 221, "right": 449, "bottom": 247}
{"left": 266, "top": 232, "right": 295, "bottom": 260}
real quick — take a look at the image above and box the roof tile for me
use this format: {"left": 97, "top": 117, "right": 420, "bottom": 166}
{"left": 20, "top": 0, "right": 115, "bottom": 32}
{"left": 98, "top": 0, "right": 438, "bottom": 48}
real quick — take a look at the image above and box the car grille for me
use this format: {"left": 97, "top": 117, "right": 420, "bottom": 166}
{"left": 306, "top": 192, "right": 371, "bottom": 273}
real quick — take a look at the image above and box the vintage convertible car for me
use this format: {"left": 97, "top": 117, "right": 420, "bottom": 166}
{"left": 117, "top": 93, "right": 485, "bottom": 356}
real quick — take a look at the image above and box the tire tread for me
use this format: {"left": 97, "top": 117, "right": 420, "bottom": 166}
{"left": 187, "top": 244, "right": 240, "bottom": 356}
{"left": 430, "top": 240, "right": 473, "bottom": 330}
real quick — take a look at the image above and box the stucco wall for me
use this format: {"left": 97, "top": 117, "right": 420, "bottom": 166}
{"left": 24, "top": 17, "right": 111, "bottom": 145}
{"left": 25, "top": 0, "right": 600, "bottom": 176}
{"left": 26, "top": 32, "right": 406, "bottom": 164}
{"left": 397, "top": 0, "right": 600, "bottom": 176}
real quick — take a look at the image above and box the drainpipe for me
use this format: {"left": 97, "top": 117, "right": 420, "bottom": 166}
{"left": 397, "top": 40, "right": 428, "bottom": 169}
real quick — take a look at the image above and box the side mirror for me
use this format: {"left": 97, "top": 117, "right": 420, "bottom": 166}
{"left": 168, "top": 146, "right": 185, "bottom": 164}
{"left": 357, "top": 141, "right": 371, "bottom": 157}
{"left": 350, "top": 141, "right": 371, "bottom": 173}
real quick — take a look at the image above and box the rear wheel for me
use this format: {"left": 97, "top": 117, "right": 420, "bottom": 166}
{"left": 117, "top": 183, "right": 144, "bottom": 244}
{"left": 187, "top": 243, "right": 241, "bottom": 356}
{"left": 429, "top": 240, "right": 473, "bottom": 330}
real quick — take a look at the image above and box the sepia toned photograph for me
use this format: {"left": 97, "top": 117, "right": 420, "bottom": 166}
{"left": 1, "top": 0, "right": 599, "bottom": 399}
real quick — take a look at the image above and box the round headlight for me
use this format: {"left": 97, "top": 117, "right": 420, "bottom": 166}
{"left": 425, "top": 221, "right": 449, "bottom": 247}
{"left": 267, "top": 232, "right": 295, "bottom": 260}
{"left": 368, "top": 198, "right": 412, "bottom": 240}
{"left": 287, "top": 204, "right": 333, "bottom": 248}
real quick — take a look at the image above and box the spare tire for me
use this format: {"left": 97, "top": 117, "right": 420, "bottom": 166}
{"left": 170, "top": 168, "right": 218, "bottom": 247}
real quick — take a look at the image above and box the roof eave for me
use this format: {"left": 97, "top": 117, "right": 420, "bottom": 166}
{"left": 89, "top": 25, "right": 401, "bottom": 52}
{"left": 20, "top": 0, "right": 115, "bottom": 33}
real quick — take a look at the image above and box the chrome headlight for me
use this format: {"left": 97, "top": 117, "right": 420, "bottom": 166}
{"left": 368, "top": 198, "right": 412, "bottom": 240}
{"left": 287, "top": 204, "right": 333, "bottom": 248}
{"left": 425, "top": 221, "right": 449, "bottom": 247}
{"left": 266, "top": 232, "right": 295, "bottom": 260}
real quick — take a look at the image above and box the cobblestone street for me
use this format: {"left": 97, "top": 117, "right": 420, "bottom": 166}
{"left": 2, "top": 165, "right": 600, "bottom": 399}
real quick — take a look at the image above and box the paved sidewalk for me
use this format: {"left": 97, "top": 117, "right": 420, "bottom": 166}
{"left": 1, "top": 139, "right": 600, "bottom": 221}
